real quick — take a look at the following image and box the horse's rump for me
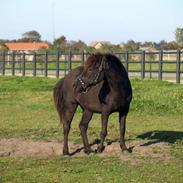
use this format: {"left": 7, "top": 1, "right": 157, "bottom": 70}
{"left": 53, "top": 78, "right": 65, "bottom": 122}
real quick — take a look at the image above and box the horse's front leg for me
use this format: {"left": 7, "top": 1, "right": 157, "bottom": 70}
{"left": 97, "top": 112, "right": 109, "bottom": 153}
{"left": 79, "top": 110, "right": 93, "bottom": 154}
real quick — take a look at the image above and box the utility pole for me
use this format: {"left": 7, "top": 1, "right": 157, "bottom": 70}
{"left": 51, "top": 1, "right": 55, "bottom": 42}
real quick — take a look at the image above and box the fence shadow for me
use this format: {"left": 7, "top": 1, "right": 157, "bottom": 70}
{"left": 137, "top": 130, "right": 183, "bottom": 146}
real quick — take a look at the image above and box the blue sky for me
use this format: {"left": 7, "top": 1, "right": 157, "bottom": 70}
{"left": 0, "top": 0, "right": 183, "bottom": 44}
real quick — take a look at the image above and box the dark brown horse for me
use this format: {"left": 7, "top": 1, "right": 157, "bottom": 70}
{"left": 53, "top": 53, "right": 132, "bottom": 155}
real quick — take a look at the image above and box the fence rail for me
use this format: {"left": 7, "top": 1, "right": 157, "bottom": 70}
{"left": 0, "top": 51, "right": 182, "bottom": 83}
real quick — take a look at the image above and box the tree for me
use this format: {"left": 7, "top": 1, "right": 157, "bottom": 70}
{"left": 167, "top": 41, "right": 179, "bottom": 50}
{"left": 98, "top": 44, "right": 123, "bottom": 53}
{"left": 158, "top": 40, "right": 169, "bottom": 50}
{"left": 175, "top": 28, "right": 183, "bottom": 47}
{"left": 123, "top": 40, "right": 140, "bottom": 51}
{"left": 51, "top": 36, "right": 68, "bottom": 52}
{"left": 53, "top": 35, "right": 67, "bottom": 45}
{"left": 22, "top": 30, "right": 41, "bottom": 42}
{"left": 142, "top": 41, "right": 156, "bottom": 48}
{"left": 70, "top": 40, "right": 87, "bottom": 52}
{"left": 17, "top": 37, "right": 31, "bottom": 42}
{"left": 0, "top": 43, "right": 8, "bottom": 52}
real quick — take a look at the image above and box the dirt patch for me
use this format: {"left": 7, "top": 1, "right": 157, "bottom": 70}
{"left": 119, "top": 141, "right": 172, "bottom": 164}
{"left": 0, "top": 139, "right": 63, "bottom": 158}
{"left": 0, "top": 138, "right": 172, "bottom": 162}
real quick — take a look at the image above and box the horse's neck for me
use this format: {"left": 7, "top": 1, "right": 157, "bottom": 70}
{"left": 104, "top": 71, "right": 121, "bottom": 90}
{"left": 104, "top": 68, "right": 130, "bottom": 90}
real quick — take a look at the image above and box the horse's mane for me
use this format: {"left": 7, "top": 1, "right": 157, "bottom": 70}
{"left": 85, "top": 53, "right": 126, "bottom": 75}
{"left": 104, "top": 53, "right": 124, "bottom": 69}
{"left": 84, "top": 53, "right": 103, "bottom": 68}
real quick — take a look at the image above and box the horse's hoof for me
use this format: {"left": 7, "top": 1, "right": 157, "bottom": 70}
{"left": 63, "top": 150, "right": 69, "bottom": 156}
{"left": 84, "top": 148, "right": 94, "bottom": 154}
{"left": 121, "top": 148, "right": 132, "bottom": 154}
{"left": 97, "top": 145, "right": 105, "bottom": 153}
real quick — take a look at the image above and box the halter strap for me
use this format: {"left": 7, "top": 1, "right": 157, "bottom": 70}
{"left": 75, "top": 56, "right": 106, "bottom": 93}
{"left": 76, "top": 67, "right": 103, "bottom": 93}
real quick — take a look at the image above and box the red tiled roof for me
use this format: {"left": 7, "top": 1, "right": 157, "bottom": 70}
{"left": 5, "top": 42, "right": 49, "bottom": 51}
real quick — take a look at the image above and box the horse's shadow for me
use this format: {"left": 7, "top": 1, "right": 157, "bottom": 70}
{"left": 69, "top": 130, "right": 183, "bottom": 156}
{"left": 137, "top": 130, "right": 183, "bottom": 146}
{"left": 69, "top": 138, "right": 118, "bottom": 156}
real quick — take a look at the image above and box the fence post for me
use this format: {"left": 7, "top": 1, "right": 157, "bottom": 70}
{"left": 19, "top": 54, "right": 22, "bottom": 74}
{"left": 56, "top": 52, "right": 60, "bottom": 78}
{"left": 22, "top": 52, "right": 25, "bottom": 76}
{"left": 176, "top": 49, "right": 181, "bottom": 84}
{"left": 149, "top": 61, "right": 152, "bottom": 79}
{"left": 2, "top": 52, "right": 5, "bottom": 75}
{"left": 125, "top": 51, "right": 129, "bottom": 72}
{"left": 81, "top": 51, "right": 85, "bottom": 66}
{"left": 68, "top": 50, "right": 72, "bottom": 73}
{"left": 44, "top": 52, "right": 48, "bottom": 77}
{"left": 12, "top": 52, "right": 15, "bottom": 76}
{"left": 158, "top": 50, "right": 163, "bottom": 81}
{"left": 141, "top": 51, "right": 145, "bottom": 79}
{"left": 33, "top": 52, "right": 36, "bottom": 76}
{"left": 64, "top": 54, "right": 67, "bottom": 76}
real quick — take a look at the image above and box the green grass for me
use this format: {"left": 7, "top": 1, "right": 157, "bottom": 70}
{"left": 0, "top": 76, "right": 183, "bottom": 182}
{"left": 1, "top": 156, "right": 183, "bottom": 183}
{"left": 127, "top": 61, "right": 183, "bottom": 72}
{"left": 4, "top": 61, "right": 81, "bottom": 73}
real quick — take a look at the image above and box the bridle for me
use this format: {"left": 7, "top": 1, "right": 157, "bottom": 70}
{"left": 76, "top": 60, "right": 104, "bottom": 93}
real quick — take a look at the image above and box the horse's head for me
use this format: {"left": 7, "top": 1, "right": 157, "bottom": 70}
{"left": 73, "top": 54, "right": 109, "bottom": 93}
{"left": 83, "top": 53, "right": 108, "bottom": 79}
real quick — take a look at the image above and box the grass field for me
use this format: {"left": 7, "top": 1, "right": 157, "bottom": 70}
{"left": 0, "top": 76, "right": 183, "bottom": 183}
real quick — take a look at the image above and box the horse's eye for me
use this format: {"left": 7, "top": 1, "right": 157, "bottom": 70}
{"left": 88, "top": 69, "right": 93, "bottom": 72}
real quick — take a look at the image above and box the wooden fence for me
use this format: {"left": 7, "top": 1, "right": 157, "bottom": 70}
{"left": 0, "top": 50, "right": 182, "bottom": 83}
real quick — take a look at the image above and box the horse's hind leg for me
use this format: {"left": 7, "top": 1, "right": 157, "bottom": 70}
{"left": 97, "top": 111, "right": 109, "bottom": 153}
{"left": 119, "top": 114, "right": 128, "bottom": 151}
{"left": 62, "top": 104, "right": 77, "bottom": 155}
{"left": 79, "top": 110, "right": 93, "bottom": 154}
{"left": 119, "top": 109, "right": 131, "bottom": 152}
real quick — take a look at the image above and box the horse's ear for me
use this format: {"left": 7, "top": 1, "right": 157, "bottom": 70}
{"left": 91, "top": 53, "right": 97, "bottom": 59}
{"left": 89, "top": 53, "right": 97, "bottom": 60}
{"left": 87, "top": 52, "right": 94, "bottom": 57}
{"left": 99, "top": 56, "right": 109, "bottom": 71}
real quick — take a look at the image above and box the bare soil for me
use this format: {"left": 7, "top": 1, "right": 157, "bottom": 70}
{"left": 0, "top": 138, "right": 172, "bottom": 163}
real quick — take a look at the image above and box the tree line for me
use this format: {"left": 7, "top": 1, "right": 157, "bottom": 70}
{"left": 0, "top": 28, "right": 183, "bottom": 53}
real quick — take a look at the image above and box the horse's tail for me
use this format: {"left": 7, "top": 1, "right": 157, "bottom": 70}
{"left": 53, "top": 78, "right": 65, "bottom": 123}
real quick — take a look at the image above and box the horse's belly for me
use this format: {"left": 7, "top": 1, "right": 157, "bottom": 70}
{"left": 76, "top": 93, "right": 103, "bottom": 113}
{"left": 75, "top": 84, "right": 104, "bottom": 113}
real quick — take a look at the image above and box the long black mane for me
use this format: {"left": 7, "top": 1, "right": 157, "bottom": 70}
{"left": 85, "top": 53, "right": 127, "bottom": 77}
{"left": 104, "top": 53, "right": 128, "bottom": 76}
